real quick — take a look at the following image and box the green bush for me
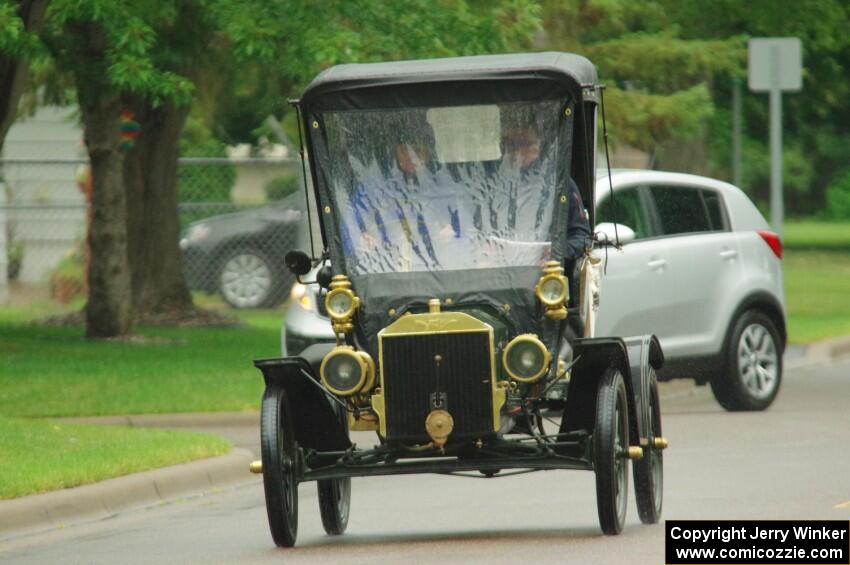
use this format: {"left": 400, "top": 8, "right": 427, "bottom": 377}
{"left": 824, "top": 171, "right": 850, "bottom": 220}
{"left": 265, "top": 175, "right": 300, "bottom": 202}
{"left": 6, "top": 240, "right": 23, "bottom": 280}
{"left": 177, "top": 118, "right": 238, "bottom": 227}
{"left": 50, "top": 247, "right": 85, "bottom": 304}
{"left": 177, "top": 138, "right": 236, "bottom": 204}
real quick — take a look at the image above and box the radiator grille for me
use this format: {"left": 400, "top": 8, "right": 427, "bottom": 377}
{"left": 381, "top": 331, "right": 493, "bottom": 442}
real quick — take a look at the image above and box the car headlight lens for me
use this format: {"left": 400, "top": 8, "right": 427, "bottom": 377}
{"left": 536, "top": 274, "right": 567, "bottom": 306}
{"left": 184, "top": 224, "right": 211, "bottom": 245}
{"left": 502, "top": 334, "right": 551, "bottom": 383}
{"left": 320, "top": 347, "right": 373, "bottom": 396}
{"left": 325, "top": 288, "right": 356, "bottom": 320}
{"left": 290, "top": 283, "right": 313, "bottom": 311}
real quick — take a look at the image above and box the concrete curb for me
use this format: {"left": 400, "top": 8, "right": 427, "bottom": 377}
{"left": 797, "top": 335, "right": 850, "bottom": 367}
{"left": 0, "top": 447, "right": 256, "bottom": 542}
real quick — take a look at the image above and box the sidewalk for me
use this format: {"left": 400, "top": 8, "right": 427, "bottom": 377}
{"left": 2, "top": 337, "right": 848, "bottom": 542}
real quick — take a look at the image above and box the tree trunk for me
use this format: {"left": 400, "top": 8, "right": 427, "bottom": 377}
{"left": 0, "top": 0, "right": 48, "bottom": 150}
{"left": 80, "top": 95, "right": 134, "bottom": 337}
{"left": 123, "top": 99, "right": 195, "bottom": 317}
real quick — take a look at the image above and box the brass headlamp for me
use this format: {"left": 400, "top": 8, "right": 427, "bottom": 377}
{"left": 502, "top": 333, "right": 551, "bottom": 383}
{"left": 324, "top": 274, "right": 360, "bottom": 333}
{"left": 320, "top": 345, "right": 375, "bottom": 396}
{"left": 535, "top": 260, "right": 568, "bottom": 320}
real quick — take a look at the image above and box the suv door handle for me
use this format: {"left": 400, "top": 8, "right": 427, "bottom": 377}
{"left": 719, "top": 248, "right": 738, "bottom": 260}
{"left": 647, "top": 258, "right": 667, "bottom": 270}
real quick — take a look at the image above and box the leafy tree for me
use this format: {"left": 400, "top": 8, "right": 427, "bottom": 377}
{"left": 540, "top": 0, "right": 743, "bottom": 156}
{"left": 40, "top": 0, "right": 192, "bottom": 336}
{"left": 126, "top": 0, "right": 541, "bottom": 322}
{"left": 32, "top": 0, "right": 540, "bottom": 336}
{"left": 662, "top": 0, "right": 850, "bottom": 215}
{"left": 539, "top": 0, "right": 850, "bottom": 217}
{"left": 0, "top": 0, "right": 48, "bottom": 152}
{"left": 191, "top": 0, "right": 541, "bottom": 145}
{"left": 824, "top": 172, "right": 850, "bottom": 220}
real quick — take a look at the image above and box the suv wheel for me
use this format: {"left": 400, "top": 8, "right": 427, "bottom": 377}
{"left": 711, "top": 310, "right": 782, "bottom": 411}
{"left": 219, "top": 248, "right": 285, "bottom": 308}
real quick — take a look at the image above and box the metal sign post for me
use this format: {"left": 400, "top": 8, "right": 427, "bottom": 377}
{"left": 732, "top": 78, "right": 742, "bottom": 188}
{"left": 748, "top": 37, "right": 802, "bottom": 236}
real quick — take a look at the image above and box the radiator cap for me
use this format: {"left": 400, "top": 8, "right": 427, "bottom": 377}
{"left": 425, "top": 409, "right": 454, "bottom": 448}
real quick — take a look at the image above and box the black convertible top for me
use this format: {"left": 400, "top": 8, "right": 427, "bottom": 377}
{"left": 301, "top": 52, "right": 598, "bottom": 103}
{"left": 299, "top": 51, "right": 600, "bottom": 221}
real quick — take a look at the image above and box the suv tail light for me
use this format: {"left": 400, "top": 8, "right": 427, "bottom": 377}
{"left": 757, "top": 230, "right": 783, "bottom": 259}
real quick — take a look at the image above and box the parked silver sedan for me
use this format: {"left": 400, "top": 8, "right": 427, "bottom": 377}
{"left": 283, "top": 170, "right": 786, "bottom": 411}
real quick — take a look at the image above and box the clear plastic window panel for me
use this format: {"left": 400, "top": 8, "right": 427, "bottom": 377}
{"left": 322, "top": 100, "right": 563, "bottom": 275}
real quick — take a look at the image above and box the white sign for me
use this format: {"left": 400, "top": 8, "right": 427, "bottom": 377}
{"left": 427, "top": 105, "right": 502, "bottom": 163}
{"left": 748, "top": 38, "right": 802, "bottom": 92}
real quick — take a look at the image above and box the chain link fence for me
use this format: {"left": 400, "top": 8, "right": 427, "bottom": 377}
{"left": 0, "top": 157, "right": 310, "bottom": 308}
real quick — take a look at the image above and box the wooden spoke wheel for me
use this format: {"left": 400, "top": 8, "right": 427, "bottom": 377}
{"left": 260, "top": 386, "right": 299, "bottom": 547}
{"left": 317, "top": 404, "right": 351, "bottom": 535}
{"left": 594, "top": 368, "right": 629, "bottom": 535}
{"left": 633, "top": 370, "right": 663, "bottom": 524}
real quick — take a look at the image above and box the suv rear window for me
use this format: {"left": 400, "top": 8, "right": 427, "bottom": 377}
{"left": 701, "top": 190, "right": 727, "bottom": 231}
{"left": 595, "top": 186, "right": 654, "bottom": 240}
{"left": 650, "top": 185, "right": 712, "bottom": 236}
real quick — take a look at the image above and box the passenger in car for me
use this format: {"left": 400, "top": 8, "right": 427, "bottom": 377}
{"left": 338, "top": 115, "right": 455, "bottom": 272}
{"left": 500, "top": 119, "right": 591, "bottom": 272}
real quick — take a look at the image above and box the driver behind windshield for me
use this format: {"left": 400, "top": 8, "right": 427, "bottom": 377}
{"left": 337, "top": 114, "right": 462, "bottom": 272}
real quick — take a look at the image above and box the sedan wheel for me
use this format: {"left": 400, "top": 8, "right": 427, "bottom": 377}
{"left": 219, "top": 249, "right": 280, "bottom": 308}
{"left": 711, "top": 310, "right": 783, "bottom": 411}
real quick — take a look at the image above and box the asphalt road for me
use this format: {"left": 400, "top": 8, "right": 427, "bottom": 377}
{"left": 3, "top": 357, "right": 849, "bottom": 565}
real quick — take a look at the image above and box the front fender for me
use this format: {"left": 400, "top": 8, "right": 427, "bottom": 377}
{"left": 560, "top": 335, "right": 663, "bottom": 445}
{"left": 622, "top": 334, "right": 663, "bottom": 443}
{"left": 254, "top": 356, "right": 351, "bottom": 452}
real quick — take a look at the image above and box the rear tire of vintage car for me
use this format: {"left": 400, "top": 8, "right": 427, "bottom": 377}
{"left": 317, "top": 405, "right": 351, "bottom": 535}
{"left": 260, "top": 386, "right": 299, "bottom": 547}
{"left": 594, "top": 367, "right": 629, "bottom": 535}
{"left": 218, "top": 247, "right": 287, "bottom": 309}
{"left": 318, "top": 478, "right": 351, "bottom": 535}
{"left": 710, "top": 310, "right": 783, "bottom": 412}
{"left": 633, "top": 370, "right": 663, "bottom": 524}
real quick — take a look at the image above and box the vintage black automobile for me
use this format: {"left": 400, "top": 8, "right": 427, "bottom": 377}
{"left": 252, "top": 52, "right": 667, "bottom": 547}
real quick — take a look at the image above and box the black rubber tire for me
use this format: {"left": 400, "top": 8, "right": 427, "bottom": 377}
{"left": 633, "top": 370, "right": 663, "bottom": 524}
{"left": 260, "top": 386, "right": 299, "bottom": 547}
{"left": 710, "top": 310, "right": 783, "bottom": 411}
{"left": 318, "top": 477, "right": 351, "bottom": 535}
{"left": 317, "top": 405, "right": 351, "bottom": 535}
{"left": 594, "top": 367, "right": 629, "bottom": 535}
{"left": 218, "top": 247, "right": 287, "bottom": 309}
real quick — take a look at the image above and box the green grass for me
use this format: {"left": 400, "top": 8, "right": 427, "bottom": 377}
{"left": 784, "top": 220, "right": 850, "bottom": 251}
{"left": 784, "top": 249, "right": 850, "bottom": 344}
{"left": 0, "top": 416, "right": 230, "bottom": 499}
{"left": 0, "top": 303, "right": 284, "bottom": 418}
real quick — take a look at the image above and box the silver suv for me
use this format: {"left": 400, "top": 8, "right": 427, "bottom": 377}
{"left": 283, "top": 170, "right": 786, "bottom": 411}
